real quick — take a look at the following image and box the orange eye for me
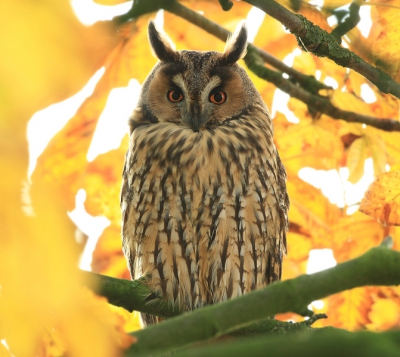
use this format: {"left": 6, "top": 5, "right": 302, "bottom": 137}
{"left": 209, "top": 91, "right": 227, "bottom": 104}
{"left": 167, "top": 90, "right": 183, "bottom": 102}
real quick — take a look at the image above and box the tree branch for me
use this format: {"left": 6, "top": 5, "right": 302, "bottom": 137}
{"left": 168, "top": 329, "right": 400, "bottom": 357}
{"left": 243, "top": 0, "right": 400, "bottom": 99}
{"left": 83, "top": 247, "right": 400, "bottom": 356}
{"left": 245, "top": 46, "right": 400, "bottom": 131}
{"left": 163, "top": 0, "right": 400, "bottom": 132}
{"left": 330, "top": 1, "right": 361, "bottom": 41}
{"left": 82, "top": 271, "right": 181, "bottom": 317}
{"left": 218, "top": 0, "right": 233, "bottom": 11}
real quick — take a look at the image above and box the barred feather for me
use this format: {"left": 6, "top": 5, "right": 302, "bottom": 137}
{"left": 120, "top": 21, "right": 289, "bottom": 325}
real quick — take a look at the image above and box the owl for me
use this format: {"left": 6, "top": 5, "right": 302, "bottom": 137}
{"left": 121, "top": 20, "right": 289, "bottom": 325}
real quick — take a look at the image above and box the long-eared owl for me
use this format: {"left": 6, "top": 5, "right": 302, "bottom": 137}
{"left": 121, "top": 20, "right": 289, "bottom": 325}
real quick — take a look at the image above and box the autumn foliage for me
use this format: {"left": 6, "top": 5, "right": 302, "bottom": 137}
{"left": 1, "top": 0, "right": 400, "bottom": 355}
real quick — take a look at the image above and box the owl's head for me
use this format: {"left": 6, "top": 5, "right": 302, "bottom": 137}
{"left": 132, "top": 21, "right": 264, "bottom": 133}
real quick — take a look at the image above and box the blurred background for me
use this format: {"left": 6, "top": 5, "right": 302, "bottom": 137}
{"left": 1, "top": 0, "right": 400, "bottom": 356}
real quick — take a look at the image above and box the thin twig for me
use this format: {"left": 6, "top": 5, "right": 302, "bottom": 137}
{"left": 246, "top": 46, "right": 400, "bottom": 131}
{"left": 331, "top": 1, "right": 361, "bottom": 41}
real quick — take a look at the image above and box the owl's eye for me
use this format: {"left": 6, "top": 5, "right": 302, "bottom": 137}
{"left": 167, "top": 90, "right": 184, "bottom": 102}
{"left": 209, "top": 91, "right": 227, "bottom": 104}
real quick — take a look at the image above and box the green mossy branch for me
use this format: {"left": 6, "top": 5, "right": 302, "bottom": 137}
{"left": 172, "top": 329, "right": 400, "bottom": 357}
{"left": 294, "top": 13, "right": 365, "bottom": 70}
{"left": 82, "top": 272, "right": 181, "bottom": 317}
{"left": 83, "top": 247, "right": 400, "bottom": 356}
{"left": 244, "top": 0, "right": 400, "bottom": 98}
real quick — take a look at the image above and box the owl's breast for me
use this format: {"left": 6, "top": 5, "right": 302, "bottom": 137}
{"left": 122, "top": 116, "right": 287, "bottom": 308}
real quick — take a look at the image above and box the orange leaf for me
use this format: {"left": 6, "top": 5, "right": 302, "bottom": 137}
{"left": 286, "top": 232, "right": 313, "bottom": 262}
{"left": 287, "top": 174, "right": 341, "bottom": 247}
{"left": 34, "top": 16, "right": 154, "bottom": 210}
{"left": 367, "top": 298, "right": 400, "bottom": 331}
{"left": 324, "top": 287, "right": 372, "bottom": 331}
{"left": 346, "top": 137, "right": 369, "bottom": 183}
{"left": 0, "top": 0, "right": 105, "bottom": 121}
{"left": 372, "top": 18, "right": 400, "bottom": 82}
{"left": 254, "top": 11, "right": 297, "bottom": 61}
{"left": 276, "top": 116, "right": 344, "bottom": 172}
{"left": 164, "top": 1, "right": 252, "bottom": 53}
{"left": 92, "top": 225, "right": 129, "bottom": 278}
{"left": 322, "top": 286, "right": 400, "bottom": 331}
{"left": 360, "top": 170, "right": 400, "bottom": 226}
{"left": 331, "top": 212, "right": 384, "bottom": 263}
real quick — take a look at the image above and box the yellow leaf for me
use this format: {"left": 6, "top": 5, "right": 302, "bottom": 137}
{"left": 34, "top": 16, "right": 153, "bottom": 210}
{"left": 291, "top": 52, "right": 317, "bottom": 77}
{"left": 281, "top": 233, "right": 310, "bottom": 281}
{"left": 164, "top": 1, "right": 251, "bottom": 53}
{"left": 1, "top": 82, "right": 126, "bottom": 356}
{"left": 41, "top": 326, "right": 66, "bottom": 357}
{"left": 254, "top": 11, "right": 298, "bottom": 61}
{"left": 0, "top": 175, "right": 124, "bottom": 356}
{"left": 325, "top": 288, "right": 372, "bottom": 331}
{"left": 287, "top": 175, "right": 341, "bottom": 247}
{"left": 94, "top": 0, "right": 129, "bottom": 4}
{"left": 331, "top": 212, "right": 384, "bottom": 263}
{"left": 299, "top": 3, "right": 332, "bottom": 32}
{"left": 276, "top": 117, "right": 344, "bottom": 172}
{"left": 322, "top": 0, "right": 352, "bottom": 7}
{"left": 366, "top": 134, "right": 387, "bottom": 176}
{"left": 389, "top": 226, "right": 400, "bottom": 251}
{"left": 321, "top": 286, "right": 400, "bottom": 331}
{"left": 372, "top": 18, "right": 400, "bottom": 82}
{"left": 331, "top": 90, "right": 375, "bottom": 116}
{"left": 379, "top": 130, "right": 400, "bottom": 167}
{"left": 360, "top": 170, "right": 400, "bottom": 226}
{"left": 0, "top": 0, "right": 106, "bottom": 122}
{"left": 342, "top": 71, "right": 399, "bottom": 120}
{"left": 108, "top": 306, "right": 141, "bottom": 333}
{"left": 346, "top": 137, "right": 369, "bottom": 183}
{"left": 286, "top": 232, "right": 313, "bottom": 262}
{"left": 84, "top": 143, "right": 128, "bottom": 221}
{"left": 281, "top": 258, "right": 308, "bottom": 281}
{"left": 367, "top": 298, "right": 400, "bottom": 331}
{"left": 92, "top": 226, "right": 129, "bottom": 278}
{"left": 0, "top": 344, "right": 12, "bottom": 357}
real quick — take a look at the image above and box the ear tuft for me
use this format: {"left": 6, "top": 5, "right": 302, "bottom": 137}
{"left": 148, "top": 20, "right": 177, "bottom": 62}
{"left": 223, "top": 20, "right": 248, "bottom": 64}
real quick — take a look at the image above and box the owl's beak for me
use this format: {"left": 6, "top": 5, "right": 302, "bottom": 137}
{"left": 185, "top": 101, "right": 206, "bottom": 132}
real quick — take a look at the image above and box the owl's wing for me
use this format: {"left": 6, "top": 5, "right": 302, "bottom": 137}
{"left": 267, "top": 152, "right": 289, "bottom": 283}
{"left": 120, "top": 146, "right": 136, "bottom": 278}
